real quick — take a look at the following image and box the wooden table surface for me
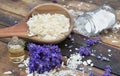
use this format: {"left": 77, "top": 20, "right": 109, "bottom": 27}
{"left": 0, "top": 0, "right": 120, "bottom": 76}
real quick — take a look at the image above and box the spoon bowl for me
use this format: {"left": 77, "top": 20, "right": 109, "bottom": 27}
{"left": 0, "top": 3, "right": 74, "bottom": 44}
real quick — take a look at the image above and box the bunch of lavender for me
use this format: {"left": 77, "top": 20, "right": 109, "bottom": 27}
{"left": 78, "top": 38, "right": 100, "bottom": 56}
{"left": 27, "top": 43, "right": 62, "bottom": 74}
{"left": 103, "top": 65, "right": 111, "bottom": 76}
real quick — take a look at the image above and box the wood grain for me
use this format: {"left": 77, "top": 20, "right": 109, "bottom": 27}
{"left": 0, "top": 0, "right": 120, "bottom": 76}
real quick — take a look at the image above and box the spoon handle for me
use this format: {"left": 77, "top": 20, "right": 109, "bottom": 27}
{"left": 0, "top": 21, "right": 28, "bottom": 38}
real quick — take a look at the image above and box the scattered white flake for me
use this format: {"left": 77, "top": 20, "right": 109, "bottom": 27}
{"left": 64, "top": 44, "right": 68, "bottom": 46}
{"left": 25, "top": 68, "right": 29, "bottom": 74}
{"left": 90, "top": 63, "right": 94, "bottom": 67}
{"left": 61, "top": 62, "right": 65, "bottom": 68}
{"left": 67, "top": 53, "right": 82, "bottom": 69}
{"left": 108, "top": 54, "right": 112, "bottom": 57}
{"left": 33, "top": 69, "right": 78, "bottom": 76}
{"left": 112, "top": 40, "right": 119, "bottom": 43}
{"left": 69, "top": 49, "right": 72, "bottom": 52}
{"left": 91, "top": 53, "right": 95, "bottom": 56}
{"left": 108, "top": 49, "right": 111, "bottom": 52}
{"left": 27, "top": 73, "right": 33, "bottom": 76}
{"left": 18, "top": 64, "right": 25, "bottom": 68}
{"left": 87, "top": 59, "right": 92, "bottom": 65}
{"left": 71, "top": 38, "right": 74, "bottom": 41}
{"left": 54, "top": 70, "right": 76, "bottom": 76}
{"left": 75, "top": 48, "right": 79, "bottom": 51}
{"left": 23, "top": 58, "right": 29, "bottom": 66}
{"left": 3, "top": 71, "right": 12, "bottom": 75}
{"left": 83, "top": 61, "right": 88, "bottom": 66}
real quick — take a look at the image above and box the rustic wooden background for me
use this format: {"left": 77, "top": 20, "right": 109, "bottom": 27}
{"left": 0, "top": 0, "right": 120, "bottom": 76}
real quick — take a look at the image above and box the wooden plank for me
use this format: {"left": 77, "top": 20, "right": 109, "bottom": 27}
{"left": 0, "top": 9, "right": 23, "bottom": 26}
{"left": 0, "top": 0, "right": 119, "bottom": 76}
{"left": 59, "top": 33, "right": 120, "bottom": 75}
{"left": 0, "top": 0, "right": 51, "bottom": 17}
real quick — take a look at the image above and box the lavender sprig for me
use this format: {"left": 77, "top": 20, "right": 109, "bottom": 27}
{"left": 27, "top": 43, "right": 62, "bottom": 74}
{"left": 79, "top": 46, "right": 91, "bottom": 56}
{"left": 103, "top": 65, "right": 111, "bottom": 76}
{"left": 86, "top": 38, "right": 100, "bottom": 46}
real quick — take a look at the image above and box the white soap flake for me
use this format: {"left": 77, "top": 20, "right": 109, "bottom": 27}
{"left": 108, "top": 54, "right": 112, "bottom": 57}
{"left": 65, "top": 44, "right": 68, "bottom": 46}
{"left": 18, "top": 64, "right": 25, "bottom": 68}
{"left": 83, "top": 61, "right": 88, "bottom": 66}
{"left": 69, "top": 49, "right": 72, "bottom": 52}
{"left": 87, "top": 59, "right": 92, "bottom": 65}
{"left": 90, "top": 63, "right": 94, "bottom": 67}
{"left": 112, "top": 40, "right": 119, "bottom": 43}
{"left": 108, "top": 49, "right": 111, "bottom": 52}
{"left": 27, "top": 73, "right": 33, "bottom": 76}
{"left": 75, "top": 48, "right": 79, "bottom": 51}
{"left": 91, "top": 53, "right": 95, "bottom": 56}
{"left": 3, "top": 71, "right": 12, "bottom": 75}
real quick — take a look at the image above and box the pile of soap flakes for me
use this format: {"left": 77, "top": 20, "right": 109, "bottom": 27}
{"left": 15, "top": 53, "right": 93, "bottom": 76}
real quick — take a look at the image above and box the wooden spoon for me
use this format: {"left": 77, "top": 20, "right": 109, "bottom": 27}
{"left": 0, "top": 3, "right": 74, "bottom": 44}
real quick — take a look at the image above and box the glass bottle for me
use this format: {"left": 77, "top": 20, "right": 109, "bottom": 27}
{"left": 75, "top": 5, "right": 117, "bottom": 36}
{"left": 7, "top": 36, "right": 25, "bottom": 63}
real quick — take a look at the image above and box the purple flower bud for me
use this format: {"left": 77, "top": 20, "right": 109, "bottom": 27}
{"left": 79, "top": 46, "right": 91, "bottom": 56}
{"left": 103, "top": 65, "right": 111, "bottom": 76}
{"left": 86, "top": 38, "right": 99, "bottom": 46}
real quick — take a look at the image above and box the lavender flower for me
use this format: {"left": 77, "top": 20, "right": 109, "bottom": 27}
{"left": 103, "top": 65, "right": 111, "bottom": 76}
{"left": 86, "top": 38, "right": 100, "bottom": 46}
{"left": 79, "top": 46, "right": 91, "bottom": 56}
{"left": 27, "top": 43, "right": 62, "bottom": 74}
